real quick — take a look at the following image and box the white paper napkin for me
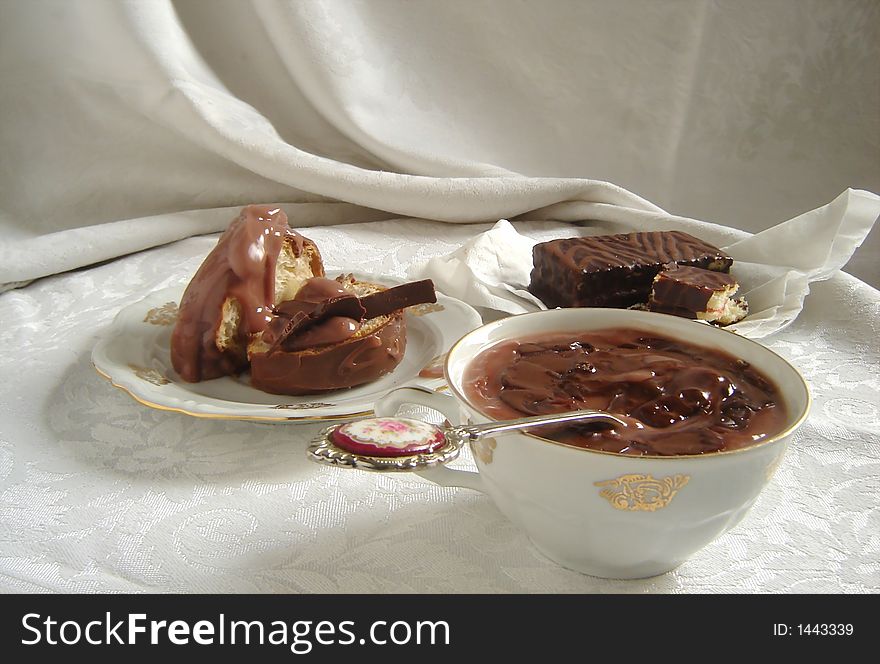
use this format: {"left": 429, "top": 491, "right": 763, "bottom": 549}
{"left": 413, "top": 189, "right": 880, "bottom": 338}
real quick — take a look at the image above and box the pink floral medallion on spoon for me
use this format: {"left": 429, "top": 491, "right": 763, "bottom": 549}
{"left": 331, "top": 417, "right": 447, "bottom": 457}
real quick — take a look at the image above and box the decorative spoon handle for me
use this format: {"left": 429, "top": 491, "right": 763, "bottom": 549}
{"left": 452, "top": 409, "right": 628, "bottom": 441}
{"left": 308, "top": 408, "right": 630, "bottom": 473}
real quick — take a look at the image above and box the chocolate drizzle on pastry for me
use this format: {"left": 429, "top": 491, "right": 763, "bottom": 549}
{"left": 262, "top": 281, "right": 366, "bottom": 351}
{"left": 248, "top": 277, "right": 437, "bottom": 395}
{"left": 249, "top": 315, "right": 408, "bottom": 396}
{"left": 264, "top": 278, "right": 437, "bottom": 352}
{"left": 170, "top": 205, "right": 322, "bottom": 382}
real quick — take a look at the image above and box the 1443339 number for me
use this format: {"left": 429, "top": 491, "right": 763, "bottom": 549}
{"left": 798, "top": 624, "right": 854, "bottom": 636}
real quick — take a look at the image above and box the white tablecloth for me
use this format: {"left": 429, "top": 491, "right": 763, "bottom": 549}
{"left": 1, "top": 219, "right": 878, "bottom": 593}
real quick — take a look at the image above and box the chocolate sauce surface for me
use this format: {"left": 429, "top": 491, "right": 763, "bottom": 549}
{"left": 463, "top": 329, "right": 787, "bottom": 456}
{"left": 170, "top": 205, "right": 310, "bottom": 382}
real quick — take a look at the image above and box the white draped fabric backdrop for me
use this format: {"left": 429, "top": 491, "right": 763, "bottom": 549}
{"left": 0, "top": 0, "right": 877, "bottom": 288}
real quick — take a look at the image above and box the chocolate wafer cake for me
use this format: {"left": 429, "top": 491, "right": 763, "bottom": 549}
{"left": 648, "top": 264, "right": 748, "bottom": 325}
{"left": 528, "top": 231, "right": 733, "bottom": 309}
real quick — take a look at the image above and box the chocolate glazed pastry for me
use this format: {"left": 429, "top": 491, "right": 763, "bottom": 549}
{"left": 248, "top": 276, "right": 437, "bottom": 395}
{"left": 529, "top": 231, "right": 733, "bottom": 309}
{"left": 170, "top": 205, "right": 324, "bottom": 382}
{"left": 249, "top": 314, "right": 407, "bottom": 395}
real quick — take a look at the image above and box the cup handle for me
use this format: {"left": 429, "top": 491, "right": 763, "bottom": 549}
{"left": 374, "top": 385, "right": 462, "bottom": 423}
{"left": 374, "top": 386, "right": 486, "bottom": 492}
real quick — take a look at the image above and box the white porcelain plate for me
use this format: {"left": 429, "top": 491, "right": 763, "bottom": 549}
{"left": 91, "top": 275, "right": 482, "bottom": 422}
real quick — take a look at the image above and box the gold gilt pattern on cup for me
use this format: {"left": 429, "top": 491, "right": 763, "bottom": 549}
{"left": 408, "top": 303, "right": 445, "bottom": 317}
{"left": 143, "top": 301, "right": 179, "bottom": 326}
{"left": 595, "top": 473, "right": 690, "bottom": 512}
{"left": 128, "top": 364, "right": 171, "bottom": 386}
{"left": 470, "top": 437, "right": 497, "bottom": 465}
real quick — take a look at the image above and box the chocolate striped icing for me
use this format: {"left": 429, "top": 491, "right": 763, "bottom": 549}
{"left": 551, "top": 231, "right": 728, "bottom": 272}
{"left": 528, "top": 230, "right": 732, "bottom": 309}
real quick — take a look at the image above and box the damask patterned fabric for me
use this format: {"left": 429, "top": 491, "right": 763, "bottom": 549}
{"left": 0, "top": 220, "right": 878, "bottom": 593}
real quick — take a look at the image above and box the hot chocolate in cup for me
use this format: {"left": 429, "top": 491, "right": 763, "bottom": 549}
{"left": 374, "top": 308, "right": 810, "bottom": 579}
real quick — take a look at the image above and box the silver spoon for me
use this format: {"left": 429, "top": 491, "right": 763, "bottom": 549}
{"left": 307, "top": 408, "right": 628, "bottom": 472}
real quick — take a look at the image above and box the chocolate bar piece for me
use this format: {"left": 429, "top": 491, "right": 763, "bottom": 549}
{"left": 360, "top": 279, "right": 437, "bottom": 319}
{"left": 649, "top": 264, "right": 748, "bottom": 325}
{"left": 263, "top": 295, "right": 365, "bottom": 349}
{"left": 263, "top": 279, "right": 436, "bottom": 350}
{"left": 528, "top": 231, "right": 732, "bottom": 309}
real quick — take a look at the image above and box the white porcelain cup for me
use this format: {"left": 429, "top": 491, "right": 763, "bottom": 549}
{"left": 374, "top": 308, "right": 810, "bottom": 579}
